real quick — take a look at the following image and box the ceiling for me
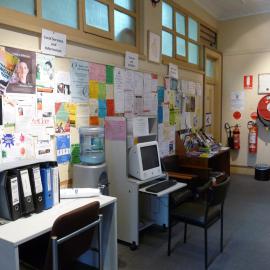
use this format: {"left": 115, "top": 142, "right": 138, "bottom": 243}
{"left": 193, "top": 0, "right": 270, "bottom": 21}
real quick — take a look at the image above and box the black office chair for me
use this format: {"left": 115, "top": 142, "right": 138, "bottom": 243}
{"left": 168, "top": 177, "right": 230, "bottom": 270}
{"left": 20, "top": 201, "right": 102, "bottom": 270}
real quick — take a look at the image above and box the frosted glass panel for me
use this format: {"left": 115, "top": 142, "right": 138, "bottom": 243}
{"left": 206, "top": 59, "right": 215, "bottom": 78}
{"left": 176, "top": 37, "right": 186, "bottom": 57}
{"left": 42, "top": 0, "right": 78, "bottom": 28}
{"left": 0, "top": 0, "right": 34, "bottom": 15}
{"left": 188, "top": 42, "right": 198, "bottom": 65}
{"left": 188, "top": 17, "right": 198, "bottom": 41}
{"left": 114, "top": 10, "right": 135, "bottom": 45}
{"left": 162, "top": 31, "right": 173, "bottom": 57}
{"left": 176, "top": 12, "right": 185, "bottom": 35}
{"left": 85, "top": 0, "right": 109, "bottom": 31}
{"left": 114, "top": 0, "right": 135, "bottom": 11}
{"left": 162, "top": 2, "right": 173, "bottom": 29}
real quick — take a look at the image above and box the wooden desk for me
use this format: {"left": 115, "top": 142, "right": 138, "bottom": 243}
{"left": 0, "top": 195, "right": 118, "bottom": 270}
{"left": 179, "top": 148, "right": 230, "bottom": 176}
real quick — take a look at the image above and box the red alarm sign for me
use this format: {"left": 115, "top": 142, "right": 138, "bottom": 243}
{"left": 244, "top": 75, "right": 253, "bottom": 90}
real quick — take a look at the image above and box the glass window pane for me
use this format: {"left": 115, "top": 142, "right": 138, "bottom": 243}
{"left": 42, "top": 0, "right": 78, "bottom": 28}
{"left": 162, "top": 2, "right": 173, "bottom": 29}
{"left": 114, "top": 10, "right": 135, "bottom": 46}
{"left": 162, "top": 31, "right": 173, "bottom": 57}
{"left": 188, "top": 42, "right": 198, "bottom": 65}
{"left": 85, "top": 0, "right": 109, "bottom": 31}
{"left": 0, "top": 0, "right": 34, "bottom": 15}
{"left": 188, "top": 17, "right": 198, "bottom": 41}
{"left": 114, "top": 0, "right": 135, "bottom": 11}
{"left": 176, "top": 37, "right": 186, "bottom": 57}
{"left": 206, "top": 59, "right": 215, "bottom": 78}
{"left": 176, "top": 12, "right": 185, "bottom": 35}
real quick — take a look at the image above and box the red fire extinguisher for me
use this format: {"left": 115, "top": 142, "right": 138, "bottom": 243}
{"left": 233, "top": 124, "right": 240, "bottom": 150}
{"left": 248, "top": 121, "right": 258, "bottom": 153}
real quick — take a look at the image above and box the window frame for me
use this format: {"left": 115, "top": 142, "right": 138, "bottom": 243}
{"left": 162, "top": 0, "right": 202, "bottom": 69}
{"left": 0, "top": 0, "right": 141, "bottom": 54}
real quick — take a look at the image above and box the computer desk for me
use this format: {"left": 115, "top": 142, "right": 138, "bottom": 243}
{"left": 0, "top": 195, "right": 118, "bottom": 270}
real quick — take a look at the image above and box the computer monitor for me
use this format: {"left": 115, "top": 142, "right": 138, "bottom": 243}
{"left": 128, "top": 141, "right": 162, "bottom": 180}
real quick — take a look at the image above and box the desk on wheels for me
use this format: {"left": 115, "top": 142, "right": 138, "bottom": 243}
{"left": 0, "top": 195, "right": 118, "bottom": 270}
{"left": 179, "top": 148, "right": 230, "bottom": 176}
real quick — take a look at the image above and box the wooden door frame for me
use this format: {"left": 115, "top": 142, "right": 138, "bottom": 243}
{"left": 203, "top": 47, "right": 223, "bottom": 142}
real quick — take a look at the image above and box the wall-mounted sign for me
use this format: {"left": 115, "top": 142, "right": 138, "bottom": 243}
{"left": 244, "top": 75, "right": 253, "bottom": 90}
{"left": 168, "top": 63, "right": 178, "bottom": 79}
{"left": 41, "top": 29, "right": 66, "bottom": 57}
{"left": 125, "top": 51, "right": 138, "bottom": 70}
{"left": 258, "top": 73, "right": 270, "bottom": 94}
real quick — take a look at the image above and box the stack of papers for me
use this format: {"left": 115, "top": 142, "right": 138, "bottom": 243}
{"left": 60, "top": 188, "right": 100, "bottom": 199}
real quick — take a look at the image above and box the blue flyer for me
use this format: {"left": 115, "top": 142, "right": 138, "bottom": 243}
{"left": 56, "top": 134, "right": 71, "bottom": 164}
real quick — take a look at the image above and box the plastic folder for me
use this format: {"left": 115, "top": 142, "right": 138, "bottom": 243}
{"left": 40, "top": 166, "right": 53, "bottom": 210}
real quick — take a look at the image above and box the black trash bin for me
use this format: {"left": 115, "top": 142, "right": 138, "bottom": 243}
{"left": 255, "top": 164, "right": 270, "bottom": 181}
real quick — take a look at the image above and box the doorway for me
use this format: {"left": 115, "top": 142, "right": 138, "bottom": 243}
{"left": 204, "top": 48, "right": 222, "bottom": 142}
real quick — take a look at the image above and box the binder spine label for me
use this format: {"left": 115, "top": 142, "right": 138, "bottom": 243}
{"left": 20, "top": 170, "right": 32, "bottom": 197}
{"left": 33, "top": 167, "right": 43, "bottom": 194}
{"left": 47, "top": 170, "right": 52, "bottom": 191}
{"left": 10, "top": 177, "right": 19, "bottom": 206}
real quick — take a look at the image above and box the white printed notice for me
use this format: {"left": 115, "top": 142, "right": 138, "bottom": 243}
{"left": 168, "top": 63, "right": 178, "bottom": 79}
{"left": 132, "top": 117, "right": 149, "bottom": 137}
{"left": 125, "top": 51, "right": 139, "bottom": 70}
{"left": 41, "top": 29, "right": 66, "bottom": 57}
{"left": 70, "top": 59, "right": 89, "bottom": 103}
{"left": 114, "top": 68, "right": 125, "bottom": 113}
{"left": 231, "top": 91, "right": 245, "bottom": 111}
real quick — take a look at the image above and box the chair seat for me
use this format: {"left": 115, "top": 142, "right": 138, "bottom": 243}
{"left": 171, "top": 201, "right": 221, "bottom": 227}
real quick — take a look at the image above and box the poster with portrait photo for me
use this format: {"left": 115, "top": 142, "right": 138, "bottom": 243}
{"left": 5, "top": 47, "right": 36, "bottom": 94}
{"left": 36, "top": 53, "right": 55, "bottom": 93}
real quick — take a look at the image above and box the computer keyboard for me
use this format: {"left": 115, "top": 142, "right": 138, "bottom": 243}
{"left": 145, "top": 180, "right": 177, "bottom": 193}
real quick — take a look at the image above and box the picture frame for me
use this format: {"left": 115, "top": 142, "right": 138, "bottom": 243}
{"left": 148, "top": 31, "right": 161, "bottom": 64}
{"left": 258, "top": 73, "right": 270, "bottom": 94}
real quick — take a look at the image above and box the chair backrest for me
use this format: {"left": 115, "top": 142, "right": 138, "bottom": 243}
{"left": 43, "top": 201, "right": 100, "bottom": 270}
{"left": 207, "top": 177, "right": 230, "bottom": 207}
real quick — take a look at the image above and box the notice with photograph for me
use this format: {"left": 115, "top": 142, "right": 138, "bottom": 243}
{"left": 6, "top": 47, "right": 36, "bottom": 94}
{"left": 70, "top": 59, "right": 89, "bottom": 103}
{"left": 0, "top": 47, "right": 18, "bottom": 95}
{"left": 55, "top": 71, "right": 71, "bottom": 102}
{"left": 36, "top": 53, "right": 55, "bottom": 93}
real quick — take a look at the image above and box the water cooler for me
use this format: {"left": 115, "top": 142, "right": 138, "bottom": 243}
{"left": 73, "top": 126, "right": 109, "bottom": 195}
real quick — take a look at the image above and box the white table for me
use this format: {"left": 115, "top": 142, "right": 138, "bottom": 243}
{"left": 0, "top": 195, "right": 118, "bottom": 270}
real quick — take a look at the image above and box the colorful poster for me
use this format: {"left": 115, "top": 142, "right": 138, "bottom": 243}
{"left": 1, "top": 133, "right": 34, "bottom": 162}
{"left": 0, "top": 47, "right": 18, "bottom": 95}
{"left": 36, "top": 53, "right": 55, "bottom": 93}
{"left": 70, "top": 59, "right": 89, "bottom": 102}
{"left": 55, "top": 103, "right": 70, "bottom": 133}
{"left": 6, "top": 47, "right": 36, "bottom": 94}
{"left": 56, "top": 134, "right": 70, "bottom": 164}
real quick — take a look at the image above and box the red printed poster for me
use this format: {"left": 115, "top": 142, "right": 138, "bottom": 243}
{"left": 244, "top": 75, "right": 253, "bottom": 90}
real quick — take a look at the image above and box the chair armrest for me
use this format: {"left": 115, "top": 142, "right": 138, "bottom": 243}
{"left": 170, "top": 188, "right": 193, "bottom": 207}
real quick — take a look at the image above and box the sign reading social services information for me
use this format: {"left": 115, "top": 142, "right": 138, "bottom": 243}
{"left": 41, "top": 29, "right": 66, "bottom": 57}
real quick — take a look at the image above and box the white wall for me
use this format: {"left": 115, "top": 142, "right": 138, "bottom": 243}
{"left": 219, "top": 14, "right": 270, "bottom": 169}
